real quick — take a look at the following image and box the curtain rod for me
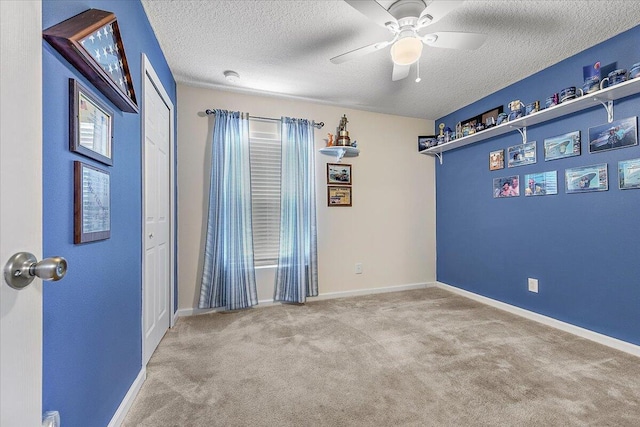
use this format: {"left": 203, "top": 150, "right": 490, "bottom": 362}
{"left": 205, "top": 109, "right": 324, "bottom": 129}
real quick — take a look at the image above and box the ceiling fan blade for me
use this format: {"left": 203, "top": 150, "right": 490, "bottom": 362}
{"left": 392, "top": 63, "right": 411, "bottom": 81}
{"left": 420, "top": 1, "right": 465, "bottom": 26}
{"left": 330, "top": 40, "right": 391, "bottom": 64}
{"left": 423, "top": 31, "right": 487, "bottom": 50}
{"left": 344, "top": 0, "right": 398, "bottom": 28}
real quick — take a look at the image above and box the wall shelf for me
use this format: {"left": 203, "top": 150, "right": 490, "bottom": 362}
{"left": 421, "top": 77, "right": 640, "bottom": 162}
{"left": 319, "top": 145, "right": 359, "bottom": 162}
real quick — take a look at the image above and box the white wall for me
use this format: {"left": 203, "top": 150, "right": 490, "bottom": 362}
{"left": 177, "top": 83, "right": 436, "bottom": 310}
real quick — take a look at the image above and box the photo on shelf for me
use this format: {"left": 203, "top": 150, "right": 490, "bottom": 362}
{"left": 524, "top": 171, "right": 558, "bottom": 196}
{"left": 588, "top": 116, "right": 638, "bottom": 153}
{"left": 418, "top": 135, "right": 437, "bottom": 151}
{"left": 565, "top": 163, "right": 608, "bottom": 193}
{"left": 544, "top": 131, "right": 580, "bottom": 161}
{"left": 489, "top": 149, "right": 505, "bottom": 171}
{"left": 618, "top": 158, "right": 640, "bottom": 190}
{"left": 508, "top": 141, "right": 537, "bottom": 168}
{"left": 493, "top": 175, "right": 520, "bottom": 198}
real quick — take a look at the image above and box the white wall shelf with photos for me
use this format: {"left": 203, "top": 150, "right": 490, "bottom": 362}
{"left": 319, "top": 145, "right": 359, "bottom": 163}
{"left": 421, "top": 77, "right": 640, "bottom": 164}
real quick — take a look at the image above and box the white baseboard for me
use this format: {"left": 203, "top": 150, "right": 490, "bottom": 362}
{"left": 314, "top": 282, "right": 434, "bottom": 301}
{"left": 176, "top": 282, "right": 435, "bottom": 317}
{"left": 108, "top": 367, "right": 146, "bottom": 427}
{"left": 436, "top": 281, "right": 640, "bottom": 358}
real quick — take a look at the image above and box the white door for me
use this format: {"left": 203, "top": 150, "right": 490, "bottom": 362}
{"left": 142, "top": 56, "right": 174, "bottom": 365}
{"left": 0, "top": 1, "right": 43, "bottom": 425}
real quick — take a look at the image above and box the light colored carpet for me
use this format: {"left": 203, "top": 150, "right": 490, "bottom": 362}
{"left": 123, "top": 288, "right": 640, "bottom": 426}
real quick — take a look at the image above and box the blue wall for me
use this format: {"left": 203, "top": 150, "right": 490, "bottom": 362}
{"left": 42, "top": 1, "right": 175, "bottom": 426}
{"left": 436, "top": 26, "right": 640, "bottom": 346}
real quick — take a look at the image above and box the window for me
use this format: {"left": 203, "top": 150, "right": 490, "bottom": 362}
{"left": 249, "top": 121, "right": 281, "bottom": 266}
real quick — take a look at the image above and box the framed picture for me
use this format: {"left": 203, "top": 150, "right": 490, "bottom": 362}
{"left": 489, "top": 149, "right": 505, "bottom": 170}
{"left": 327, "top": 186, "right": 352, "bottom": 206}
{"left": 74, "top": 161, "right": 111, "bottom": 243}
{"left": 461, "top": 105, "right": 504, "bottom": 130}
{"left": 327, "top": 163, "right": 352, "bottom": 185}
{"left": 43, "top": 9, "right": 138, "bottom": 113}
{"left": 524, "top": 171, "right": 558, "bottom": 196}
{"left": 565, "top": 163, "right": 608, "bottom": 193}
{"left": 418, "top": 135, "right": 437, "bottom": 151}
{"left": 508, "top": 141, "right": 537, "bottom": 167}
{"left": 544, "top": 131, "right": 581, "bottom": 161}
{"left": 70, "top": 79, "right": 113, "bottom": 165}
{"left": 618, "top": 158, "right": 640, "bottom": 190}
{"left": 493, "top": 175, "right": 520, "bottom": 198}
{"left": 588, "top": 116, "right": 638, "bottom": 153}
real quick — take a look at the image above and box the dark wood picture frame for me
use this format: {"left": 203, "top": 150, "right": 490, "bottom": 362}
{"left": 327, "top": 186, "right": 352, "bottom": 207}
{"left": 74, "top": 161, "right": 111, "bottom": 244}
{"left": 44, "top": 9, "right": 138, "bottom": 113}
{"left": 327, "top": 163, "right": 352, "bottom": 185}
{"left": 461, "top": 105, "right": 504, "bottom": 129}
{"left": 70, "top": 79, "right": 114, "bottom": 165}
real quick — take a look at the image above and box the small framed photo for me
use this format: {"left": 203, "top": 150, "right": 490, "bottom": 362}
{"left": 327, "top": 186, "right": 352, "bottom": 206}
{"left": 327, "top": 163, "right": 352, "bottom": 185}
{"left": 489, "top": 149, "right": 505, "bottom": 170}
{"left": 524, "top": 171, "right": 558, "bottom": 196}
{"left": 74, "top": 161, "right": 111, "bottom": 243}
{"left": 508, "top": 141, "right": 537, "bottom": 167}
{"left": 418, "top": 135, "right": 437, "bottom": 151}
{"left": 589, "top": 116, "right": 638, "bottom": 153}
{"left": 544, "top": 131, "right": 580, "bottom": 161}
{"left": 565, "top": 163, "right": 608, "bottom": 193}
{"left": 618, "top": 158, "right": 640, "bottom": 190}
{"left": 493, "top": 175, "right": 520, "bottom": 198}
{"left": 70, "top": 79, "right": 114, "bottom": 165}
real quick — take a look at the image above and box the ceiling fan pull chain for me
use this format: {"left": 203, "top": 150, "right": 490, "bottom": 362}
{"left": 416, "top": 60, "right": 421, "bottom": 83}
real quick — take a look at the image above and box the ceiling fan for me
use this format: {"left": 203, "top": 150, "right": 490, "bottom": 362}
{"left": 330, "top": 0, "right": 487, "bottom": 81}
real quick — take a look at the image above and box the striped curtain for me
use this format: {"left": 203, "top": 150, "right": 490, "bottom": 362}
{"left": 274, "top": 117, "right": 319, "bottom": 303}
{"left": 199, "top": 110, "right": 258, "bottom": 310}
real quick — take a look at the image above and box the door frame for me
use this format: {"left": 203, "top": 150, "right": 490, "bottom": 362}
{"left": 141, "top": 53, "right": 176, "bottom": 363}
{"left": 0, "top": 0, "right": 43, "bottom": 425}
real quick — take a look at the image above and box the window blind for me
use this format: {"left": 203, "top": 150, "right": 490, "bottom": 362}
{"left": 249, "top": 125, "right": 281, "bottom": 266}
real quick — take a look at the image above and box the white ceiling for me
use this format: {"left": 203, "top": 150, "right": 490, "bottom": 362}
{"left": 141, "top": 0, "right": 640, "bottom": 120}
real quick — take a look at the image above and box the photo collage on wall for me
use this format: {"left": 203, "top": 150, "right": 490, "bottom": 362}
{"left": 490, "top": 116, "right": 638, "bottom": 198}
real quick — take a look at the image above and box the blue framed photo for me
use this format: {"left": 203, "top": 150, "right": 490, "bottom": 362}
{"left": 508, "top": 141, "right": 537, "bottom": 168}
{"left": 565, "top": 163, "right": 608, "bottom": 193}
{"left": 544, "top": 131, "right": 580, "bottom": 161}
{"left": 618, "top": 158, "right": 640, "bottom": 190}
{"left": 524, "top": 171, "right": 558, "bottom": 196}
{"left": 588, "top": 116, "right": 638, "bottom": 153}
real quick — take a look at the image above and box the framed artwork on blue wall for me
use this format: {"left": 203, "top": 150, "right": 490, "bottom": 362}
{"left": 43, "top": 9, "right": 138, "bottom": 113}
{"left": 69, "top": 79, "right": 113, "bottom": 166}
{"left": 588, "top": 116, "right": 637, "bottom": 153}
{"left": 565, "top": 163, "right": 608, "bottom": 193}
{"left": 618, "top": 158, "right": 640, "bottom": 190}
{"left": 508, "top": 142, "right": 537, "bottom": 167}
{"left": 524, "top": 171, "right": 558, "bottom": 196}
{"left": 74, "top": 161, "right": 111, "bottom": 244}
{"left": 544, "top": 131, "right": 581, "bottom": 161}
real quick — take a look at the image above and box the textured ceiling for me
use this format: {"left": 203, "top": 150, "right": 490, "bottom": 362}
{"left": 141, "top": 0, "right": 640, "bottom": 120}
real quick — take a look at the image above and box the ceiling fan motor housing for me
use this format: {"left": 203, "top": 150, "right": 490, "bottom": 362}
{"left": 388, "top": 0, "right": 428, "bottom": 20}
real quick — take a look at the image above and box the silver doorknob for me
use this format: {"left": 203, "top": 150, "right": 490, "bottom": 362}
{"left": 4, "top": 252, "right": 68, "bottom": 290}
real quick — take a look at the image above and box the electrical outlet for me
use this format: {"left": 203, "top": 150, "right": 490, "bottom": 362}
{"left": 355, "top": 263, "right": 363, "bottom": 274}
{"left": 528, "top": 278, "right": 538, "bottom": 293}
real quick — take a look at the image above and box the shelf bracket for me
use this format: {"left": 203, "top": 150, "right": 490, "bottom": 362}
{"left": 333, "top": 148, "right": 346, "bottom": 162}
{"left": 434, "top": 152, "right": 443, "bottom": 165}
{"left": 594, "top": 98, "right": 614, "bottom": 123}
{"left": 509, "top": 125, "right": 527, "bottom": 143}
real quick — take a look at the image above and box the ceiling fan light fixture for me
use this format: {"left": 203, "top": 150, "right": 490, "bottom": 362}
{"left": 390, "top": 36, "right": 423, "bottom": 65}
